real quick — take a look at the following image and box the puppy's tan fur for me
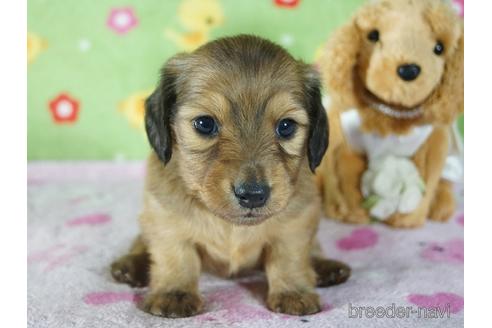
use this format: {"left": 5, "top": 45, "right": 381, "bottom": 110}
{"left": 111, "top": 35, "right": 350, "bottom": 318}
{"left": 317, "top": 0, "right": 463, "bottom": 228}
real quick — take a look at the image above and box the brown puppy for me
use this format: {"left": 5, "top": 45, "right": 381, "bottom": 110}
{"left": 111, "top": 35, "right": 350, "bottom": 318}
{"left": 317, "top": 0, "right": 463, "bottom": 227}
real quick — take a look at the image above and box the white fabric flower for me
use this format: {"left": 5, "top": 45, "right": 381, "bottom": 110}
{"left": 370, "top": 197, "right": 399, "bottom": 219}
{"left": 361, "top": 155, "right": 425, "bottom": 220}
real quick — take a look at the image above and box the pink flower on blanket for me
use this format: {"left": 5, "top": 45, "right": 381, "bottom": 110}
{"left": 407, "top": 292, "right": 464, "bottom": 313}
{"left": 421, "top": 238, "right": 463, "bottom": 264}
{"left": 195, "top": 286, "right": 273, "bottom": 323}
{"left": 336, "top": 228, "right": 379, "bottom": 251}
{"left": 107, "top": 7, "right": 138, "bottom": 35}
{"left": 84, "top": 292, "right": 143, "bottom": 305}
{"left": 66, "top": 213, "right": 111, "bottom": 227}
{"left": 456, "top": 213, "right": 464, "bottom": 226}
{"left": 28, "top": 244, "right": 88, "bottom": 271}
{"left": 28, "top": 244, "right": 65, "bottom": 263}
{"left": 195, "top": 283, "right": 332, "bottom": 323}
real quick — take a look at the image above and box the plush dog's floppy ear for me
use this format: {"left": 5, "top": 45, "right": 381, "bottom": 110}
{"left": 319, "top": 18, "right": 361, "bottom": 108}
{"left": 424, "top": 27, "right": 464, "bottom": 124}
{"left": 303, "top": 67, "right": 329, "bottom": 173}
{"left": 145, "top": 54, "right": 187, "bottom": 164}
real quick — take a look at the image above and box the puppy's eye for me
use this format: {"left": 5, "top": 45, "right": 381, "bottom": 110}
{"left": 193, "top": 116, "right": 218, "bottom": 136}
{"left": 276, "top": 119, "right": 297, "bottom": 139}
{"left": 434, "top": 41, "right": 444, "bottom": 55}
{"left": 367, "top": 29, "right": 379, "bottom": 42}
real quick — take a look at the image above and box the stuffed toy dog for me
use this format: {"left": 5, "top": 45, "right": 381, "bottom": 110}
{"left": 317, "top": 0, "right": 463, "bottom": 227}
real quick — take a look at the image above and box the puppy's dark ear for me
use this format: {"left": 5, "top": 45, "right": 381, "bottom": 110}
{"left": 303, "top": 67, "right": 329, "bottom": 173}
{"left": 145, "top": 55, "right": 187, "bottom": 164}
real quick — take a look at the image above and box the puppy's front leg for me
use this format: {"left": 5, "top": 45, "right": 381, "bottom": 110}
{"left": 265, "top": 236, "right": 320, "bottom": 315}
{"left": 143, "top": 237, "right": 203, "bottom": 318}
{"left": 111, "top": 235, "right": 150, "bottom": 287}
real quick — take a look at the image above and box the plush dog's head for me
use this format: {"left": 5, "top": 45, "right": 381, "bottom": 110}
{"left": 322, "top": 0, "right": 463, "bottom": 125}
{"left": 145, "top": 35, "right": 328, "bottom": 225}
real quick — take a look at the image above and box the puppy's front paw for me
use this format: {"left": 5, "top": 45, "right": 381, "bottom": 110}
{"left": 267, "top": 291, "right": 321, "bottom": 316}
{"left": 143, "top": 291, "right": 203, "bottom": 318}
{"left": 111, "top": 253, "right": 150, "bottom": 287}
{"left": 312, "top": 258, "right": 351, "bottom": 287}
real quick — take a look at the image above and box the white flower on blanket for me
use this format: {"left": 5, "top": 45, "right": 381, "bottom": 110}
{"left": 361, "top": 155, "right": 425, "bottom": 220}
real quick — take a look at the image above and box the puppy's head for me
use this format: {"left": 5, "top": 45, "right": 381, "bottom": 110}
{"left": 322, "top": 0, "right": 463, "bottom": 123}
{"left": 145, "top": 35, "right": 328, "bottom": 225}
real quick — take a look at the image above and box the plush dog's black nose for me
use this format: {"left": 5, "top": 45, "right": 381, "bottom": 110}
{"left": 397, "top": 64, "right": 421, "bottom": 81}
{"left": 234, "top": 183, "right": 270, "bottom": 209}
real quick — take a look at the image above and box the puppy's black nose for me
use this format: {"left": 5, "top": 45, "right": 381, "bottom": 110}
{"left": 234, "top": 183, "right": 270, "bottom": 209}
{"left": 397, "top": 64, "right": 421, "bottom": 81}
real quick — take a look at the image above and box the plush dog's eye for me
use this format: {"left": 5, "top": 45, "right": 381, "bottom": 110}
{"left": 367, "top": 29, "right": 379, "bottom": 42}
{"left": 434, "top": 41, "right": 444, "bottom": 55}
{"left": 193, "top": 116, "right": 218, "bottom": 136}
{"left": 276, "top": 119, "right": 297, "bottom": 139}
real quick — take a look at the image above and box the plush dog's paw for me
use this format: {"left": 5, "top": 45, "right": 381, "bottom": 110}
{"left": 343, "top": 208, "right": 370, "bottom": 224}
{"left": 110, "top": 253, "right": 150, "bottom": 287}
{"left": 385, "top": 211, "right": 426, "bottom": 228}
{"left": 325, "top": 201, "right": 349, "bottom": 221}
{"left": 326, "top": 202, "right": 370, "bottom": 224}
{"left": 429, "top": 183, "right": 456, "bottom": 222}
{"left": 429, "top": 202, "right": 454, "bottom": 222}
{"left": 312, "top": 258, "right": 351, "bottom": 287}
{"left": 267, "top": 291, "right": 321, "bottom": 316}
{"left": 142, "top": 291, "right": 203, "bottom": 318}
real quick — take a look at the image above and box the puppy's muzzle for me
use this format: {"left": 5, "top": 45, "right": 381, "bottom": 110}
{"left": 234, "top": 182, "right": 270, "bottom": 209}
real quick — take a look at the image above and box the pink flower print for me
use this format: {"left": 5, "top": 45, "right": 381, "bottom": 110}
{"left": 28, "top": 244, "right": 65, "bottom": 263}
{"left": 194, "top": 286, "right": 275, "bottom": 323}
{"left": 66, "top": 213, "right": 111, "bottom": 227}
{"left": 28, "top": 244, "right": 88, "bottom": 271}
{"left": 421, "top": 239, "right": 463, "bottom": 264}
{"left": 456, "top": 213, "right": 464, "bottom": 226}
{"left": 452, "top": 0, "right": 464, "bottom": 17}
{"left": 408, "top": 292, "right": 464, "bottom": 313}
{"left": 43, "top": 245, "right": 88, "bottom": 271}
{"left": 48, "top": 93, "right": 80, "bottom": 123}
{"left": 84, "top": 291, "right": 143, "bottom": 305}
{"left": 274, "top": 0, "right": 301, "bottom": 8}
{"left": 107, "top": 7, "right": 138, "bottom": 35}
{"left": 194, "top": 284, "right": 333, "bottom": 323}
{"left": 336, "top": 228, "right": 379, "bottom": 251}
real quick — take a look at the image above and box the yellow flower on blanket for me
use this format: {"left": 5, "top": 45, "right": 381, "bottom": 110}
{"left": 27, "top": 32, "right": 47, "bottom": 64}
{"left": 118, "top": 90, "right": 152, "bottom": 130}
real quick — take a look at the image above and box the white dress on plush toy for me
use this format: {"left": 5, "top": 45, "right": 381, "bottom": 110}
{"left": 341, "top": 109, "right": 433, "bottom": 161}
{"left": 340, "top": 108, "right": 462, "bottom": 220}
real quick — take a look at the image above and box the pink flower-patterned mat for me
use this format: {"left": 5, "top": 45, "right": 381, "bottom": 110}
{"left": 27, "top": 162, "right": 464, "bottom": 328}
